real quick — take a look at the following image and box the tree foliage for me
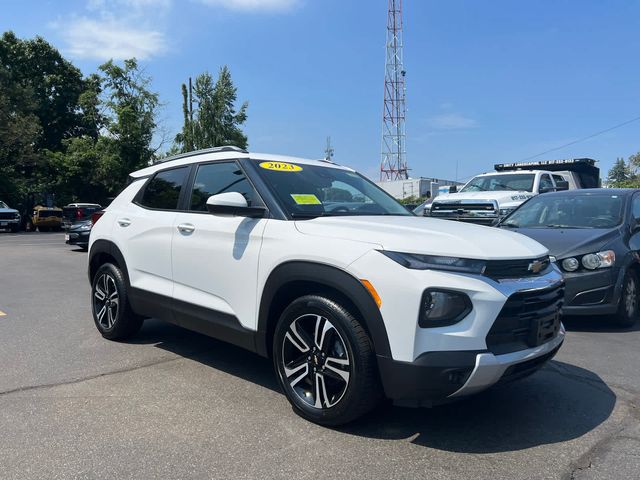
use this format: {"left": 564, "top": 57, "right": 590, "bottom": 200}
{"left": 175, "top": 66, "right": 248, "bottom": 152}
{"left": 1, "top": 32, "right": 247, "bottom": 215}
{"left": 607, "top": 153, "right": 640, "bottom": 188}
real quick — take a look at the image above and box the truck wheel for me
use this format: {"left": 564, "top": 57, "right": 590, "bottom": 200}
{"left": 91, "top": 263, "right": 143, "bottom": 340}
{"left": 614, "top": 271, "right": 639, "bottom": 328}
{"left": 273, "top": 295, "right": 382, "bottom": 426}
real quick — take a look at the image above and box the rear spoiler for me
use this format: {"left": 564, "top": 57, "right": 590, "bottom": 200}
{"left": 494, "top": 158, "right": 600, "bottom": 188}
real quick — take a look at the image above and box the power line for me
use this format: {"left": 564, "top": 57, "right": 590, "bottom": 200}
{"left": 521, "top": 115, "right": 640, "bottom": 161}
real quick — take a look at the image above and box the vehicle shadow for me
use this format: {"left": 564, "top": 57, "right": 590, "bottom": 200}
{"left": 128, "top": 319, "right": 615, "bottom": 454}
{"left": 562, "top": 315, "right": 640, "bottom": 333}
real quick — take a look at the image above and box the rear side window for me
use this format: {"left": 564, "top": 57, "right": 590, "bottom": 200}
{"left": 139, "top": 167, "right": 189, "bottom": 210}
{"left": 189, "top": 162, "right": 261, "bottom": 211}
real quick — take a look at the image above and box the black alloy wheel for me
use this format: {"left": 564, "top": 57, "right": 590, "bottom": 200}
{"left": 91, "top": 263, "right": 143, "bottom": 339}
{"left": 273, "top": 295, "right": 381, "bottom": 426}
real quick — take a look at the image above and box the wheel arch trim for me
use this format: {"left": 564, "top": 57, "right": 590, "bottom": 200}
{"left": 255, "top": 261, "right": 391, "bottom": 358}
{"left": 88, "top": 240, "right": 130, "bottom": 287}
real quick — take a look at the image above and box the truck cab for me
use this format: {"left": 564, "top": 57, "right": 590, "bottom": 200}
{"left": 425, "top": 158, "right": 599, "bottom": 225}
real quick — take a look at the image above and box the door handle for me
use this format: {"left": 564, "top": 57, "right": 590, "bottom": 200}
{"left": 177, "top": 223, "right": 195, "bottom": 234}
{"left": 117, "top": 218, "right": 131, "bottom": 227}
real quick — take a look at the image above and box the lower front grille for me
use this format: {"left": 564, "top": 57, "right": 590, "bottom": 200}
{"left": 487, "top": 284, "right": 564, "bottom": 355}
{"left": 498, "top": 344, "right": 561, "bottom": 384}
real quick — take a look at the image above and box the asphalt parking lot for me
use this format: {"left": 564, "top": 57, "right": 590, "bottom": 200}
{"left": 0, "top": 232, "right": 639, "bottom": 479}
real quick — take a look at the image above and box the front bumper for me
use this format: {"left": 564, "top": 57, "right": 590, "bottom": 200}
{"left": 66, "top": 231, "right": 90, "bottom": 245}
{"left": 561, "top": 268, "right": 621, "bottom": 316}
{"left": 0, "top": 218, "right": 20, "bottom": 228}
{"left": 378, "top": 330, "right": 564, "bottom": 405}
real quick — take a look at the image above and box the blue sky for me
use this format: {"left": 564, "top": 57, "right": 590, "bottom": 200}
{"left": 2, "top": 0, "right": 640, "bottom": 181}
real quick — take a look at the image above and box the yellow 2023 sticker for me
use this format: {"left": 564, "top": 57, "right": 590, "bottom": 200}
{"left": 259, "top": 161, "right": 302, "bottom": 172}
{"left": 290, "top": 194, "right": 321, "bottom": 205}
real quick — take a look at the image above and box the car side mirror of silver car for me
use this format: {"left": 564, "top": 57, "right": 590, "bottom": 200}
{"left": 206, "top": 193, "right": 267, "bottom": 218}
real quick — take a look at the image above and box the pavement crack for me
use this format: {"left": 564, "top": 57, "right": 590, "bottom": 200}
{"left": 0, "top": 355, "right": 183, "bottom": 397}
{"left": 562, "top": 426, "right": 627, "bottom": 480}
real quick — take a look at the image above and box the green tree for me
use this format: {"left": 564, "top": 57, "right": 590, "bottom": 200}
{"left": 97, "top": 58, "right": 159, "bottom": 192}
{"left": 0, "top": 31, "right": 88, "bottom": 150}
{"left": 607, "top": 157, "right": 630, "bottom": 186}
{"left": 175, "top": 66, "right": 248, "bottom": 152}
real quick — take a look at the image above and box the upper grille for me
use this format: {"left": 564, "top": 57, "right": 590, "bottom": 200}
{"left": 483, "top": 256, "right": 551, "bottom": 280}
{"left": 0, "top": 212, "right": 17, "bottom": 220}
{"left": 486, "top": 284, "right": 564, "bottom": 355}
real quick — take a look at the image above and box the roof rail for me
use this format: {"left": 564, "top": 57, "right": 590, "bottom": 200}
{"left": 154, "top": 146, "right": 249, "bottom": 164}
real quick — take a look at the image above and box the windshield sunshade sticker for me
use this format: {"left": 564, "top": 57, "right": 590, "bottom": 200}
{"left": 290, "top": 194, "right": 322, "bottom": 205}
{"left": 259, "top": 161, "right": 303, "bottom": 172}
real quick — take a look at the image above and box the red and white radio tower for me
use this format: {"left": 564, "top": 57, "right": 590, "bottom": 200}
{"left": 380, "top": 0, "right": 408, "bottom": 181}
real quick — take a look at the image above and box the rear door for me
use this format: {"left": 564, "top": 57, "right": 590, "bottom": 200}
{"left": 115, "top": 166, "right": 190, "bottom": 302}
{"left": 171, "top": 160, "right": 268, "bottom": 332}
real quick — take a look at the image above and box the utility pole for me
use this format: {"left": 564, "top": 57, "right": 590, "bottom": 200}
{"left": 324, "top": 136, "right": 334, "bottom": 162}
{"left": 380, "top": 0, "right": 408, "bottom": 181}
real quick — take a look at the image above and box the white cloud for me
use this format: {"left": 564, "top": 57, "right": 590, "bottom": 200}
{"left": 53, "top": 0, "right": 170, "bottom": 60}
{"left": 198, "top": 0, "right": 299, "bottom": 12}
{"left": 426, "top": 113, "right": 477, "bottom": 130}
{"left": 58, "top": 17, "right": 166, "bottom": 60}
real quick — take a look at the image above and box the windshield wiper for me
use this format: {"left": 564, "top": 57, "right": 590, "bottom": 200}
{"left": 544, "top": 224, "right": 580, "bottom": 229}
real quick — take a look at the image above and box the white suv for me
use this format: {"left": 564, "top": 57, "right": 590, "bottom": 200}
{"left": 88, "top": 146, "right": 565, "bottom": 425}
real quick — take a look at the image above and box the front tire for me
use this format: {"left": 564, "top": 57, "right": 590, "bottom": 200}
{"left": 273, "top": 295, "right": 382, "bottom": 426}
{"left": 91, "top": 263, "right": 143, "bottom": 339}
{"left": 614, "top": 270, "right": 639, "bottom": 327}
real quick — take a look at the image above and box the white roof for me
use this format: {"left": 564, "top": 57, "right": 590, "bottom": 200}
{"left": 130, "top": 151, "right": 352, "bottom": 178}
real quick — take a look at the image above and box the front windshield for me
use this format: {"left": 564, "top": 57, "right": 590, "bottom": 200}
{"left": 503, "top": 194, "right": 624, "bottom": 229}
{"left": 0, "top": 201, "right": 8, "bottom": 209}
{"left": 461, "top": 174, "right": 535, "bottom": 193}
{"left": 252, "top": 160, "right": 412, "bottom": 218}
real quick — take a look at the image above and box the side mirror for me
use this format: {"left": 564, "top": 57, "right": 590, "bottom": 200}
{"left": 206, "top": 192, "right": 266, "bottom": 218}
{"left": 555, "top": 180, "right": 569, "bottom": 191}
{"left": 449, "top": 185, "right": 458, "bottom": 194}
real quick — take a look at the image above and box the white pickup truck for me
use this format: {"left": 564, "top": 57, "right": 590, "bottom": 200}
{"left": 424, "top": 158, "right": 600, "bottom": 225}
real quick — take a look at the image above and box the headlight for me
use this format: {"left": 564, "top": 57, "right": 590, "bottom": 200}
{"left": 499, "top": 207, "right": 516, "bottom": 217}
{"left": 78, "top": 224, "right": 92, "bottom": 231}
{"left": 380, "top": 251, "right": 486, "bottom": 274}
{"left": 14, "top": 212, "right": 20, "bottom": 220}
{"left": 582, "top": 251, "right": 615, "bottom": 270}
{"left": 560, "top": 251, "right": 615, "bottom": 272}
{"left": 561, "top": 258, "right": 579, "bottom": 272}
{"left": 419, "top": 289, "right": 472, "bottom": 327}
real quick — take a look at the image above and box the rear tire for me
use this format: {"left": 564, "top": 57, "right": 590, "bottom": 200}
{"left": 613, "top": 270, "right": 639, "bottom": 327}
{"left": 273, "top": 295, "right": 382, "bottom": 426}
{"left": 91, "top": 263, "right": 143, "bottom": 340}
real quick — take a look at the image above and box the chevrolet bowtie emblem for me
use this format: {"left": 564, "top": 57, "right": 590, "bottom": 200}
{"left": 528, "top": 260, "right": 545, "bottom": 274}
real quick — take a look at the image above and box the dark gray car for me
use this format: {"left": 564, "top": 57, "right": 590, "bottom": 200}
{"left": 500, "top": 188, "right": 640, "bottom": 327}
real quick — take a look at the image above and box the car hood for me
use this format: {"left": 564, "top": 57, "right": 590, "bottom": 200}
{"left": 0, "top": 207, "right": 19, "bottom": 214}
{"left": 434, "top": 191, "right": 534, "bottom": 206}
{"left": 295, "top": 216, "right": 547, "bottom": 260}
{"left": 501, "top": 227, "right": 620, "bottom": 259}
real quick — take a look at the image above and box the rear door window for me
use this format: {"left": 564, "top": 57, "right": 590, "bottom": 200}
{"left": 139, "top": 167, "right": 190, "bottom": 210}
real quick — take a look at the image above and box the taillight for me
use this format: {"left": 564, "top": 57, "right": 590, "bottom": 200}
{"left": 91, "top": 210, "right": 105, "bottom": 225}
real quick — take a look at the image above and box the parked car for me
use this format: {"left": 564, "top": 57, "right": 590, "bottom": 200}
{"left": 62, "top": 203, "right": 102, "bottom": 230}
{"left": 500, "top": 189, "right": 640, "bottom": 327}
{"left": 88, "top": 146, "right": 564, "bottom": 425}
{"left": 65, "top": 218, "right": 93, "bottom": 249}
{"left": 30, "top": 206, "right": 63, "bottom": 231}
{"left": 426, "top": 158, "right": 599, "bottom": 225}
{"left": 0, "top": 200, "right": 21, "bottom": 232}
